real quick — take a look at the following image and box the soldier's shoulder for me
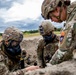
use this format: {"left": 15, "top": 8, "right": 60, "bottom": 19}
{"left": 67, "top": 1, "right": 76, "bottom": 14}
{"left": 38, "top": 38, "right": 45, "bottom": 44}
{"left": 39, "top": 38, "right": 44, "bottom": 42}
{"left": 71, "top": 1, "right": 76, "bottom": 7}
{"left": 37, "top": 38, "right": 45, "bottom": 47}
{"left": 69, "top": 1, "right": 76, "bottom": 10}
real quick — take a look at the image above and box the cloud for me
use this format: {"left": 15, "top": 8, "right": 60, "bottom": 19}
{"left": 0, "top": 0, "right": 23, "bottom": 9}
{"left": 0, "top": 0, "right": 75, "bottom": 33}
{"left": 0, "top": 0, "right": 43, "bottom": 22}
{"left": 0, "top": 0, "right": 75, "bottom": 23}
{"left": 0, "top": 16, "right": 44, "bottom": 33}
{"left": 71, "top": 0, "right": 76, "bottom": 2}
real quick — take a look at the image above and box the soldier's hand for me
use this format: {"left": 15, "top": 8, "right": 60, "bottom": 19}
{"left": 25, "top": 66, "right": 39, "bottom": 72}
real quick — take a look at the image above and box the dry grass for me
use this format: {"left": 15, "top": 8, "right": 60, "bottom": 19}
{"left": 0, "top": 31, "right": 60, "bottom": 40}
{"left": 24, "top": 31, "right": 60, "bottom": 38}
{"left": 23, "top": 33, "right": 40, "bottom": 38}
{"left": 0, "top": 36, "right": 2, "bottom": 41}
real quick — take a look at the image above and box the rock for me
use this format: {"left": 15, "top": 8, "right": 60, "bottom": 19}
{"left": 24, "top": 60, "right": 76, "bottom": 75}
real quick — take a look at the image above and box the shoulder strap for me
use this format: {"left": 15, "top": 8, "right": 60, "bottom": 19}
{"left": 73, "top": 23, "right": 76, "bottom": 35}
{"left": 67, "top": 6, "right": 76, "bottom": 22}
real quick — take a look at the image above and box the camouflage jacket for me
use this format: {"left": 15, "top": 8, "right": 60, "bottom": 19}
{"left": 37, "top": 35, "right": 59, "bottom": 68}
{"left": 0, "top": 42, "right": 26, "bottom": 75}
{"left": 50, "top": 1, "right": 76, "bottom": 65}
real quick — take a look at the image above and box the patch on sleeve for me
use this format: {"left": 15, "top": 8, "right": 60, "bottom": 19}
{"left": 60, "top": 31, "right": 65, "bottom": 43}
{"left": 60, "top": 36, "right": 64, "bottom": 43}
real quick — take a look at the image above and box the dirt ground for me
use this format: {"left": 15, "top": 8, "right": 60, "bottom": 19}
{"left": 21, "top": 36, "right": 42, "bottom": 66}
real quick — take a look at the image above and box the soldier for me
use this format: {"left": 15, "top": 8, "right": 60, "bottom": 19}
{"left": 41, "top": 0, "right": 76, "bottom": 65}
{"left": 37, "top": 20, "right": 59, "bottom": 68}
{"left": 0, "top": 27, "right": 39, "bottom": 75}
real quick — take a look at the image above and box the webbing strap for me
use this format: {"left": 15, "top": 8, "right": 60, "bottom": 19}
{"left": 67, "top": 6, "right": 76, "bottom": 22}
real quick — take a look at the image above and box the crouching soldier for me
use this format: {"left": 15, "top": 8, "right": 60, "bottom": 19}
{"left": 37, "top": 20, "right": 59, "bottom": 68}
{"left": 0, "top": 27, "right": 39, "bottom": 75}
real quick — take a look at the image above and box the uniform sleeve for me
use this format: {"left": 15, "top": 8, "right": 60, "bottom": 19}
{"left": 49, "top": 24, "right": 73, "bottom": 65}
{"left": 37, "top": 39, "right": 46, "bottom": 68}
{"left": 0, "top": 54, "right": 25, "bottom": 75}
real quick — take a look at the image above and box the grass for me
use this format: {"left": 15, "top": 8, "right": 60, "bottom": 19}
{"left": 0, "top": 33, "right": 40, "bottom": 40}
{"left": 0, "top": 36, "right": 2, "bottom": 40}
{"left": 23, "top": 31, "right": 60, "bottom": 38}
{"left": 0, "top": 31, "right": 60, "bottom": 40}
{"left": 54, "top": 31, "right": 60, "bottom": 35}
{"left": 23, "top": 33, "right": 40, "bottom": 38}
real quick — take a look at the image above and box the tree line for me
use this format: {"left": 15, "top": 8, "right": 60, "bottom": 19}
{"left": 0, "top": 28, "right": 61, "bottom": 36}
{"left": 23, "top": 30, "right": 38, "bottom": 34}
{"left": 23, "top": 28, "right": 61, "bottom": 34}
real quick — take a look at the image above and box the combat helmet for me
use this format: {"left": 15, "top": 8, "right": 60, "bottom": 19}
{"left": 2, "top": 26, "right": 23, "bottom": 42}
{"left": 41, "top": 0, "right": 70, "bottom": 19}
{"left": 39, "top": 20, "right": 56, "bottom": 36}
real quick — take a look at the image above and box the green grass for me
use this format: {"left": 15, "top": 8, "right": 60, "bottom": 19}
{"left": 23, "top": 31, "right": 60, "bottom": 38}
{"left": 54, "top": 31, "right": 60, "bottom": 35}
{"left": 0, "top": 36, "right": 2, "bottom": 40}
{"left": 0, "top": 31, "right": 60, "bottom": 40}
{"left": 23, "top": 33, "right": 40, "bottom": 38}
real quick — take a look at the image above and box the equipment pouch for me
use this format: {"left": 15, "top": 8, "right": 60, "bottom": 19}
{"left": 20, "top": 57, "right": 25, "bottom": 69}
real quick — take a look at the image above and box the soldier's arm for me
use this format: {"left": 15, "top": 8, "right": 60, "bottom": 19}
{"left": 49, "top": 24, "right": 73, "bottom": 65}
{"left": 0, "top": 53, "right": 26, "bottom": 75}
{"left": 37, "top": 39, "right": 46, "bottom": 68}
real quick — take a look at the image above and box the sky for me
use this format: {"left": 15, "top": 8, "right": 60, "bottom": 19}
{"left": 0, "top": 0, "right": 75, "bottom": 33}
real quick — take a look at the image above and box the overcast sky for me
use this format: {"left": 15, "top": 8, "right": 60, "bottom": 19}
{"left": 0, "top": 0, "right": 75, "bottom": 33}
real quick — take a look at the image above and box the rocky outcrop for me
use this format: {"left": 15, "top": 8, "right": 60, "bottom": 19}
{"left": 24, "top": 60, "right": 76, "bottom": 75}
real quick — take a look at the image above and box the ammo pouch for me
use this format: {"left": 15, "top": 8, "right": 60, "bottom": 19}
{"left": 20, "top": 57, "right": 25, "bottom": 69}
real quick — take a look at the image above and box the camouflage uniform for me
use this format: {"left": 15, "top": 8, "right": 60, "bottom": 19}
{"left": 37, "top": 20, "right": 59, "bottom": 68}
{"left": 41, "top": 0, "right": 76, "bottom": 65}
{"left": 0, "top": 27, "right": 26, "bottom": 75}
{"left": 22, "top": 1, "right": 76, "bottom": 75}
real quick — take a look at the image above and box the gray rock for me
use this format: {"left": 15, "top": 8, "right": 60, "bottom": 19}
{"left": 24, "top": 60, "right": 76, "bottom": 75}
